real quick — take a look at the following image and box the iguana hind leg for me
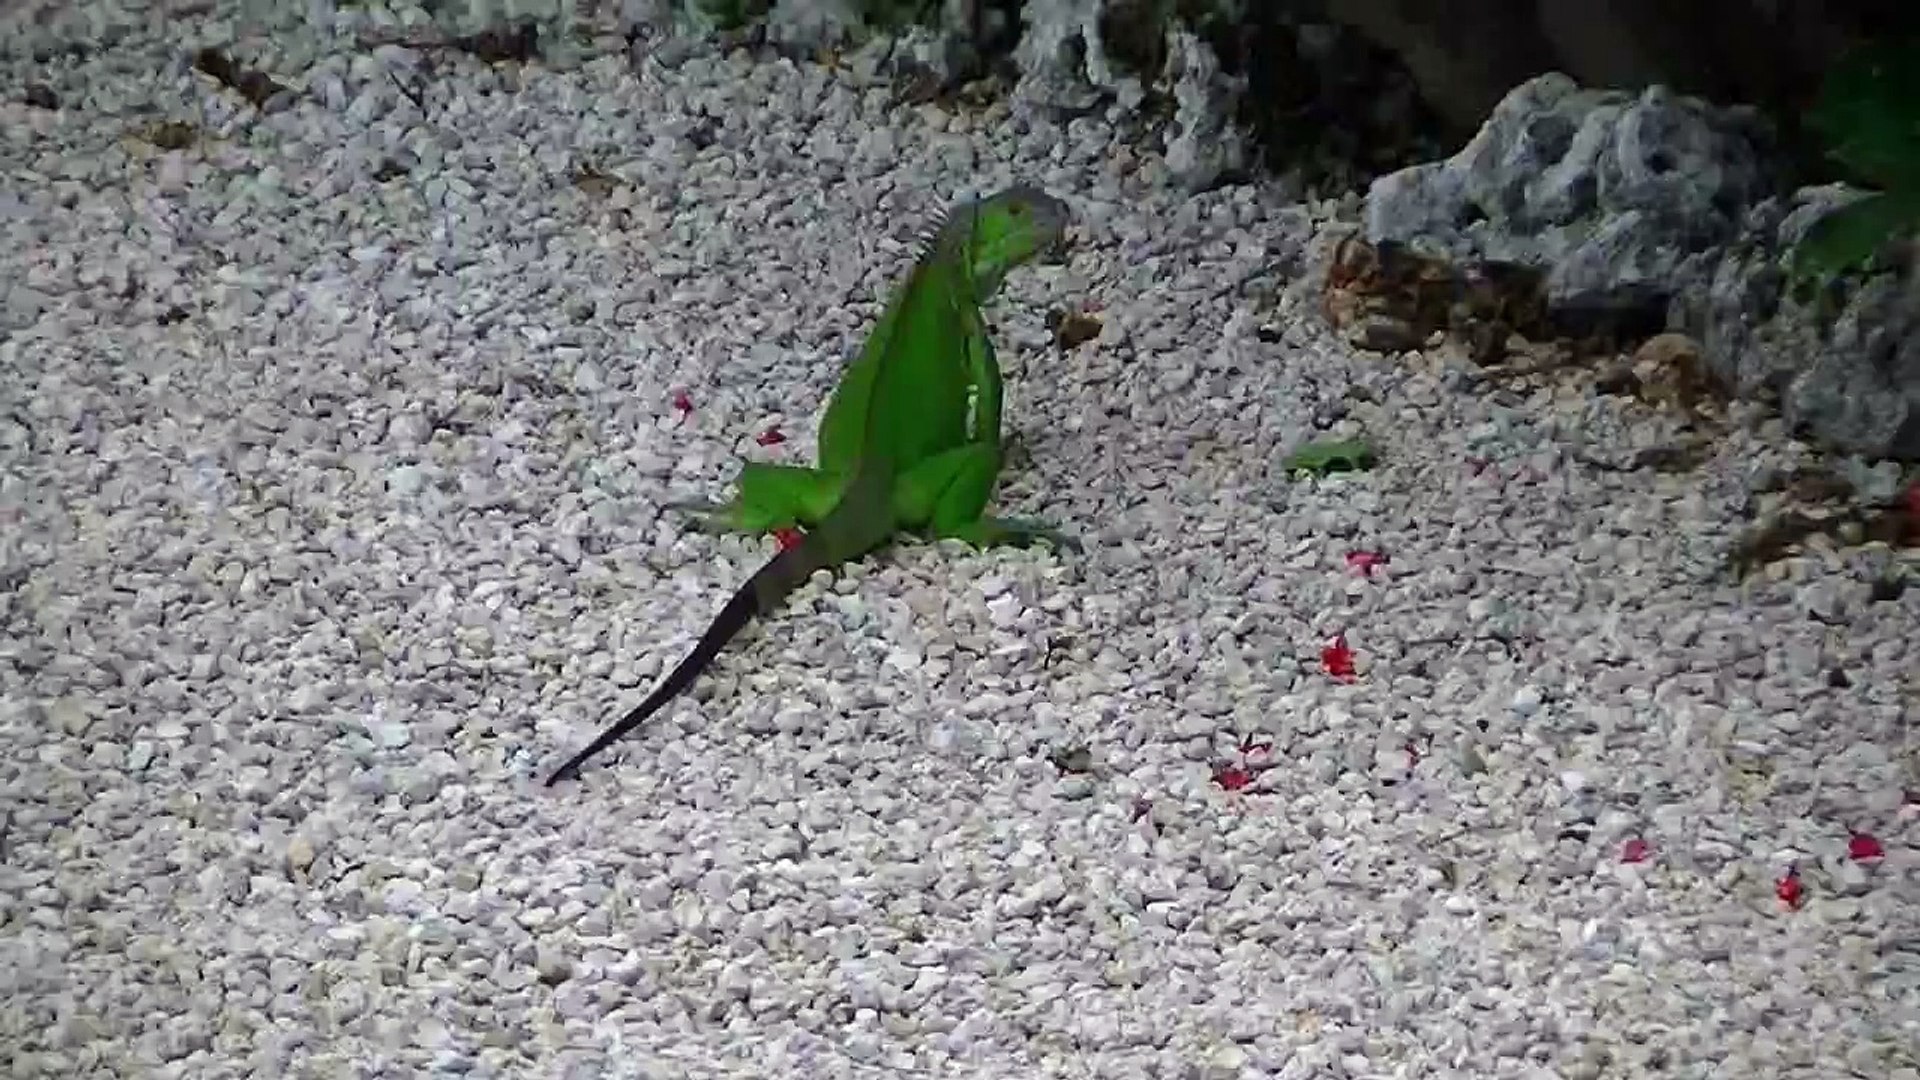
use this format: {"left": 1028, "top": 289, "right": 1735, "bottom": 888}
{"left": 670, "top": 462, "right": 845, "bottom": 534}
{"left": 940, "top": 513, "right": 1080, "bottom": 551}
{"left": 893, "top": 444, "right": 1078, "bottom": 551}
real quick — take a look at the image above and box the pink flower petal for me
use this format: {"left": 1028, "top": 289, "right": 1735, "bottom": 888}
{"left": 1620, "top": 838, "right": 1651, "bottom": 864}
{"left": 1776, "top": 867, "right": 1804, "bottom": 910}
{"left": 1321, "top": 635, "right": 1357, "bottom": 681}
{"left": 1345, "top": 550, "right": 1389, "bottom": 577}
{"left": 1213, "top": 763, "right": 1253, "bottom": 791}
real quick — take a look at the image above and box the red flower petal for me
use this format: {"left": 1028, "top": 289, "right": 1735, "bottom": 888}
{"left": 1345, "top": 550, "right": 1389, "bottom": 576}
{"left": 756, "top": 427, "right": 787, "bottom": 446}
{"left": 1903, "top": 480, "right": 1919, "bottom": 516}
{"left": 1402, "top": 739, "right": 1424, "bottom": 768}
{"left": 773, "top": 526, "right": 805, "bottom": 551}
{"left": 1776, "top": 867, "right": 1804, "bottom": 910}
{"left": 1620, "top": 838, "right": 1651, "bottom": 864}
{"left": 1321, "top": 635, "right": 1357, "bottom": 681}
{"left": 1213, "top": 763, "right": 1253, "bottom": 791}
{"left": 671, "top": 389, "right": 695, "bottom": 415}
{"left": 1847, "top": 832, "right": 1885, "bottom": 861}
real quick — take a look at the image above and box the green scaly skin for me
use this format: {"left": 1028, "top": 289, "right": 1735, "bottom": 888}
{"left": 547, "top": 186, "right": 1074, "bottom": 785}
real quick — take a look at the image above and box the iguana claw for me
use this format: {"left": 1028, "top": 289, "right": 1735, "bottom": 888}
{"left": 662, "top": 497, "right": 767, "bottom": 536}
{"left": 934, "top": 514, "right": 1081, "bottom": 553}
{"left": 1004, "top": 517, "right": 1082, "bottom": 553}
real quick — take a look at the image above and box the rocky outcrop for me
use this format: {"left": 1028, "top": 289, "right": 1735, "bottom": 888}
{"left": 1363, "top": 73, "right": 1919, "bottom": 460}
{"left": 561, "top": 2, "right": 1920, "bottom": 457}
{"left": 606, "top": 1, "right": 1911, "bottom": 192}
{"left": 1363, "top": 74, "right": 1779, "bottom": 325}
{"left": 1012, "top": 0, "right": 1252, "bottom": 189}
{"left": 1671, "top": 195, "right": 1920, "bottom": 460}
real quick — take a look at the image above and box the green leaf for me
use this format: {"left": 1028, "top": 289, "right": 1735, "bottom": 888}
{"left": 1789, "top": 191, "right": 1920, "bottom": 284}
{"left": 1284, "top": 438, "right": 1377, "bottom": 476}
{"left": 1807, "top": 40, "right": 1920, "bottom": 190}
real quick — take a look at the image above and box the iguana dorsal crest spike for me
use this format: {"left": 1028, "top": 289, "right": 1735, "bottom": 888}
{"left": 915, "top": 202, "right": 955, "bottom": 260}
{"left": 922, "top": 195, "right": 991, "bottom": 266}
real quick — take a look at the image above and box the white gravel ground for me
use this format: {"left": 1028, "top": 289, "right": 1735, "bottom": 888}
{"left": 3, "top": 6, "right": 1918, "bottom": 1079}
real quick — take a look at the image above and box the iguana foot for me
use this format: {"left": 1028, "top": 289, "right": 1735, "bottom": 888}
{"left": 665, "top": 462, "right": 845, "bottom": 536}
{"left": 662, "top": 497, "right": 797, "bottom": 536}
{"left": 936, "top": 514, "right": 1081, "bottom": 553}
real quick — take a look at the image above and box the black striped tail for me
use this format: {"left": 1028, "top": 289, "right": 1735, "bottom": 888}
{"left": 544, "top": 539, "right": 831, "bottom": 785}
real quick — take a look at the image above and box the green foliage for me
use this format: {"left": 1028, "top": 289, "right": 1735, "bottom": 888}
{"left": 854, "top": 0, "right": 941, "bottom": 34}
{"left": 1283, "top": 438, "right": 1376, "bottom": 476}
{"left": 1790, "top": 39, "right": 1920, "bottom": 285}
{"left": 696, "top": 0, "right": 771, "bottom": 32}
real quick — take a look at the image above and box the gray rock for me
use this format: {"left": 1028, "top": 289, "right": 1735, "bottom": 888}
{"left": 1368, "top": 71, "right": 1920, "bottom": 460}
{"left": 1365, "top": 73, "right": 1772, "bottom": 319}
{"left": 762, "top": 0, "right": 866, "bottom": 51}
{"left": 1013, "top": 0, "right": 1144, "bottom": 114}
{"left": 535, "top": 945, "right": 575, "bottom": 985}
{"left": 366, "top": 713, "right": 413, "bottom": 749}
{"left": 1162, "top": 28, "right": 1248, "bottom": 191}
{"left": 48, "top": 696, "right": 95, "bottom": 736}
{"left": 1013, "top": 1, "right": 1245, "bottom": 191}
{"left": 1670, "top": 190, "right": 1920, "bottom": 459}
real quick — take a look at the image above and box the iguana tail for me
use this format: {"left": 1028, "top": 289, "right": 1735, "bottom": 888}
{"left": 543, "top": 506, "right": 884, "bottom": 785}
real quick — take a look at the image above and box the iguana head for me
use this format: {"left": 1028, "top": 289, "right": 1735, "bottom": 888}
{"left": 937, "top": 185, "right": 1070, "bottom": 300}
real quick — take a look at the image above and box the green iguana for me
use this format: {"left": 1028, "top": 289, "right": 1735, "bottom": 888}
{"left": 547, "top": 185, "right": 1075, "bottom": 784}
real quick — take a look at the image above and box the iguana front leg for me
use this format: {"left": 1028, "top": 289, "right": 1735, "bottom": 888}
{"left": 889, "top": 293, "right": 1076, "bottom": 550}
{"left": 893, "top": 443, "right": 1078, "bottom": 551}
{"left": 669, "top": 462, "right": 845, "bottom": 534}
